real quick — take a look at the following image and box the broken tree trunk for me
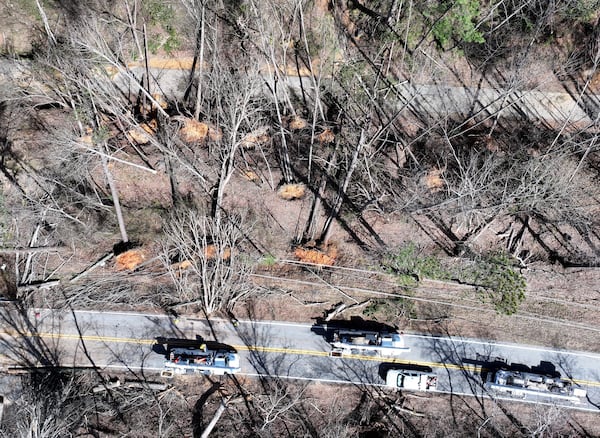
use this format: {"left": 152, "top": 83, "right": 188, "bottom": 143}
{"left": 70, "top": 252, "right": 114, "bottom": 283}
{"left": 0, "top": 247, "right": 67, "bottom": 254}
{"left": 101, "top": 142, "right": 129, "bottom": 243}
{"left": 303, "top": 149, "right": 337, "bottom": 242}
{"left": 319, "top": 130, "right": 364, "bottom": 245}
{"left": 324, "top": 299, "right": 371, "bottom": 321}
{"left": 17, "top": 280, "right": 61, "bottom": 294}
{"left": 200, "top": 396, "right": 231, "bottom": 438}
{"left": 193, "top": 3, "right": 206, "bottom": 121}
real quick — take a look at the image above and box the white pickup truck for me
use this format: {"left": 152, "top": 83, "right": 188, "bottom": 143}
{"left": 386, "top": 370, "right": 438, "bottom": 392}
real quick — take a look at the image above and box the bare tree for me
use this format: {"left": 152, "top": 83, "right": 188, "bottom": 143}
{"left": 205, "top": 66, "right": 268, "bottom": 227}
{"left": 1, "top": 372, "right": 91, "bottom": 438}
{"left": 162, "top": 209, "right": 254, "bottom": 314}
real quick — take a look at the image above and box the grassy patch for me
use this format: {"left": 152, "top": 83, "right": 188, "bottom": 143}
{"left": 260, "top": 253, "right": 277, "bottom": 267}
{"left": 143, "top": 0, "right": 180, "bottom": 55}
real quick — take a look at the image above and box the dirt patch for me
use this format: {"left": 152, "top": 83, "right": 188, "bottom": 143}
{"left": 89, "top": 151, "right": 173, "bottom": 209}
{"left": 0, "top": 3, "right": 37, "bottom": 55}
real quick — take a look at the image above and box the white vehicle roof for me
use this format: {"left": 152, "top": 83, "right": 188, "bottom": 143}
{"left": 386, "top": 370, "right": 438, "bottom": 391}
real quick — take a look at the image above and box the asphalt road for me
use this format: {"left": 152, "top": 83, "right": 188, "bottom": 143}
{"left": 2, "top": 56, "right": 590, "bottom": 131}
{"left": 111, "top": 64, "right": 598, "bottom": 128}
{"left": 1, "top": 308, "right": 598, "bottom": 412}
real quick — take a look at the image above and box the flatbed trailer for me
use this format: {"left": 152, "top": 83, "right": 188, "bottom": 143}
{"left": 485, "top": 369, "right": 587, "bottom": 403}
{"left": 330, "top": 329, "right": 410, "bottom": 357}
{"left": 156, "top": 338, "right": 241, "bottom": 377}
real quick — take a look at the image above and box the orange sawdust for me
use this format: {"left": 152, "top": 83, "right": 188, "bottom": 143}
{"left": 115, "top": 249, "right": 147, "bottom": 271}
{"left": 294, "top": 243, "right": 337, "bottom": 266}
{"left": 80, "top": 134, "right": 93, "bottom": 145}
{"left": 152, "top": 93, "right": 168, "bottom": 109}
{"left": 277, "top": 183, "right": 306, "bottom": 200}
{"left": 79, "top": 127, "right": 94, "bottom": 145}
{"left": 179, "top": 118, "right": 209, "bottom": 143}
{"left": 129, "top": 120, "right": 157, "bottom": 144}
{"left": 142, "top": 120, "right": 157, "bottom": 133}
{"left": 482, "top": 135, "right": 501, "bottom": 153}
{"left": 208, "top": 124, "right": 222, "bottom": 142}
{"left": 170, "top": 259, "right": 193, "bottom": 276}
{"left": 204, "top": 245, "right": 231, "bottom": 260}
{"left": 424, "top": 168, "right": 445, "bottom": 192}
{"left": 128, "top": 129, "right": 148, "bottom": 144}
{"left": 287, "top": 116, "right": 307, "bottom": 130}
{"left": 591, "top": 70, "right": 600, "bottom": 91}
{"left": 242, "top": 170, "right": 260, "bottom": 181}
{"left": 177, "top": 259, "right": 193, "bottom": 270}
{"left": 241, "top": 127, "right": 270, "bottom": 148}
{"left": 318, "top": 128, "right": 335, "bottom": 144}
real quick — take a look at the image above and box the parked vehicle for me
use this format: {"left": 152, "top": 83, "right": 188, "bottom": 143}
{"left": 386, "top": 369, "right": 438, "bottom": 391}
{"left": 329, "top": 329, "right": 410, "bottom": 357}
{"left": 156, "top": 338, "right": 241, "bottom": 377}
{"left": 485, "top": 369, "right": 587, "bottom": 403}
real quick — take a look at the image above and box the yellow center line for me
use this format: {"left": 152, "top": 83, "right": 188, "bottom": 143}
{"left": 2, "top": 331, "right": 155, "bottom": 345}
{"left": 235, "top": 344, "right": 470, "bottom": 370}
{"left": 237, "top": 345, "right": 330, "bottom": 357}
{"left": 5, "top": 331, "right": 600, "bottom": 387}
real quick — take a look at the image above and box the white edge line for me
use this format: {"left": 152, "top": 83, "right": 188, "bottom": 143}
{"left": 406, "top": 334, "right": 600, "bottom": 360}
{"left": 233, "top": 374, "right": 600, "bottom": 413}
{"left": 99, "top": 367, "right": 599, "bottom": 413}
